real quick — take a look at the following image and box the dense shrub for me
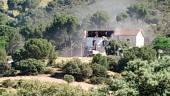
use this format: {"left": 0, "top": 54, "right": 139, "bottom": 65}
{"left": 3, "top": 68, "right": 18, "bottom": 77}
{"left": 43, "top": 67, "right": 56, "bottom": 74}
{"left": 107, "top": 56, "right": 120, "bottom": 71}
{"left": 63, "top": 59, "right": 81, "bottom": 78}
{"left": 90, "top": 76, "right": 106, "bottom": 84}
{"left": 92, "top": 64, "right": 107, "bottom": 77}
{"left": 79, "top": 64, "right": 93, "bottom": 80}
{"left": 12, "top": 39, "right": 56, "bottom": 61}
{"left": 92, "top": 54, "right": 108, "bottom": 68}
{"left": 16, "top": 59, "right": 45, "bottom": 75}
{"left": 63, "top": 59, "right": 93, "bottom": 81}
{"left": 105, "top": 40, "right": 129, "bottom": 55}
{"left": 93, "top": 56, "right": 170, "bottom": 96}
{"left": 114, "top": 58, "right": 129, "bottom": 72}
{"left": 64, "top": 74, "right": 75, "bottom": 83}
{"left": 123, "top": 46, "right": 157, "bottom": 61}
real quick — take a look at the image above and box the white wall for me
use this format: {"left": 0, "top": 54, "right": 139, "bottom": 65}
{"left": 136, "top": 32, "right": 144, "bottom": 47}
{"left": 85, "top": 37, "right": 104, "bottom": 49}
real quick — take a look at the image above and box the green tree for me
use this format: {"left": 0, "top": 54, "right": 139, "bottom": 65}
{"left": 98, "top": 57, "right": 170, "bottom": 96}
{"left": 0, "top": 25, "right": 21, "bottom": 51}
{"left": 45, "top": 15, "right": 79, "bottom": 49}
{"left": 116, "top": 12, "right": 128, "bottom": 22}
{"left": 124, "top": 46, "right": 157, "bottom": 61}
{"left": 16, "top": 59, "right": 45, "bottom": 75}
{"left": 124, "top": 58, "right": 170, "bottom": 95}
{"left": 105, "top": 40, "right": 129, "bottom": 55}
{"left": 90, "top": 11, "right": 110, "bottom": 28}
{"left": 12, "top": 39, "right": 55, "bottom": 61}
{"left": 127, "top": 3, "right": 149, "bottom": 20}
{"left": 6, "top": 31, "right": 23, "bottom": 55}
{"left": 138, "top": 0, "right": 170, "bottom": 35}
{"left": 153, "top": 36, "right": 170, "bottom": 53}
{"left": 24, "top": 39, "right": 54, "bottom": 59}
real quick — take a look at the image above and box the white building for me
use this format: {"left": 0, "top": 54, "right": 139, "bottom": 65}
{"left": 113, "top": 28, "right": 144, "bottom": 47}
{"left": 84, "top": 28, "right": 145, "bottom": 56}
{"left": 84, "top": 30, "right": 113, "bottom": 56}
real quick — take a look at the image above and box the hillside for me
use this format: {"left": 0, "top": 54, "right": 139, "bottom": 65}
{"left": 0, "top": 0, "right": 170, "bottom": 96}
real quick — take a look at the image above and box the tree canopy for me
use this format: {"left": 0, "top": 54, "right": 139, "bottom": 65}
{"left": 13, "top": 38, "right": 55, "bottom": 61}
{"left": 90, "top": 11, "right": 110, "bottom": 28}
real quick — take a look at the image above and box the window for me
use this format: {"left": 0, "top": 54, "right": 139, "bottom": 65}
{"left": 127, "top": 39, "right": 130, "bottom": 42}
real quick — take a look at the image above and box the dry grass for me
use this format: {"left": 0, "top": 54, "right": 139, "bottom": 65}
{"left": 0, "top": 75, "right": 95, "bottom": 91}
{"left": 55, "top": 57, "right": 93, "bottom": 65}
{"left": 39, "top": 0, "right": 53, "bottom": 7}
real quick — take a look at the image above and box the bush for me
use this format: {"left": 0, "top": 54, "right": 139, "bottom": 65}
{"left": 90, "top": 76, "right": 106, "bottom": 84}
{"left": 79, "top": 64, "right": 93, "bottom": 80}
{"left": 3, "top": 68, "right": 19, "bottom": 77}
{"left": 107, "top": 56, "right": 120, "bottom": 71}
{"left": 16, "top": 59, "right": 45, "bottom": 75}
{"left": 92, "top": 54, "right": 108, "bottom": 68}
{"left": 63, "top": 59, "right": 93, "bottom": 81}
{"left": 92, "top": 64, "right": 107, "bottom": 77}
{"left": 63, "top": 59, "right": 81, "bottom": 78}
{"left": 0, "top": 88, "right": 17, "bottom": 96}
{"left": 43, "top": 67, "right": 56, "bottom": 74}
{"left": 123, "top": 46, "right": 157, "bottom": 61}
{"left": 0, "top": 63, "right": 11, "bottom": 76}
{"left": 12, "top": 39, "right": 56, "bottom": 61}
{"left": 115, "top": 58, "right": 129, "bottom": 72}
{"left": 1, "top": 79, "right": 16, "bottom": 88}
{"left": 64, "top": 74, "right": 75, "bottom": 83}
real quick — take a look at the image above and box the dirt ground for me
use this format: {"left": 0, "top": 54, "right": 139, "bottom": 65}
{"left": 0, "top": 74, "right": 95, "bottom": 91}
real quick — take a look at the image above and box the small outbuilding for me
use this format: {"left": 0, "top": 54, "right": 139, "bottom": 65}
{"left": 113, "top": 28, "right": 144, "bottom": 47}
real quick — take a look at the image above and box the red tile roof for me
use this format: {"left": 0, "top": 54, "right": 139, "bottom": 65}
{"left": 114, "top": 28, "right": 143, "bottom": 36}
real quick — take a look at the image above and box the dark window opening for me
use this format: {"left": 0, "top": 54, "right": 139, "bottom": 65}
{"left": 87, "top": 31, "right": 114, "bottom": 37}
{"left": 127, "top": 39, "right": 130, "bottom": 42}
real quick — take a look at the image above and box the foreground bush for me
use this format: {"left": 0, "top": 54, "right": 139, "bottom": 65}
{"left": 107, "top": 56, "right": 120, "bottom": 71}
{"left": 63, "top": 59, "right": 93, "bottom": 81}
{"left": 0, "top": 88, "right": 17, "bottom": 96}
{"left": 16, "top": 59, "right": 45, "bottom": 75}
{"left": 64, "top": 74, "right": 75, "bottom": 83}
{"left": 92, "top": 64, "right": 107, "bottom": 77}
{"left": 92, "top": 54, "right": 108, "bottom": 68}
{"left": 43, "top": 67, "right": 56, "bottom": 74}
{"left": 63, "top": 59, "right": 81, "bottom": 78}
{"left": 123, "top": 46, "right": 157, "bottom": 61}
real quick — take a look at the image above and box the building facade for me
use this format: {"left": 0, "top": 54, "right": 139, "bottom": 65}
{"left": 84, "top": 28, "right": 145, "bottom": 56}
